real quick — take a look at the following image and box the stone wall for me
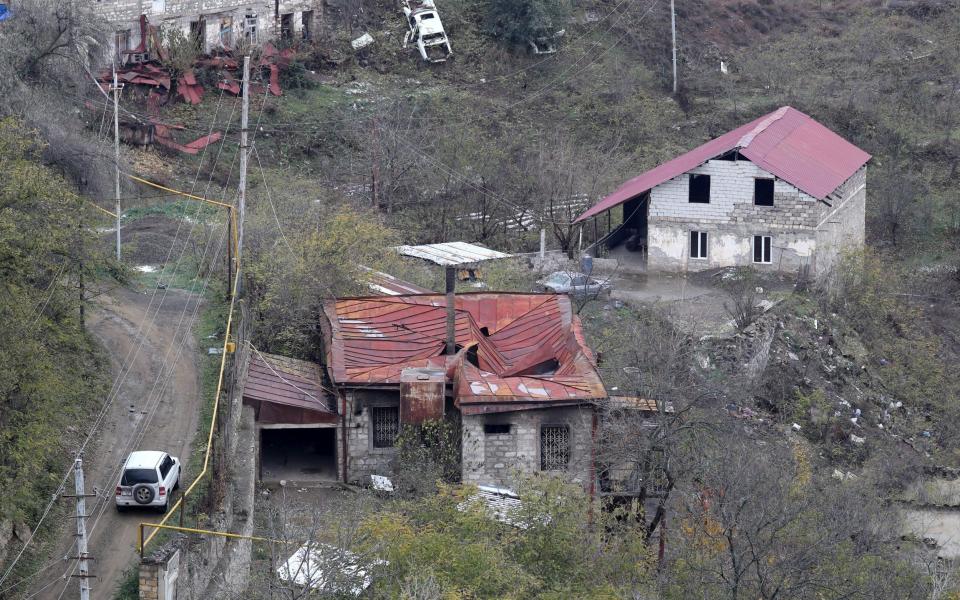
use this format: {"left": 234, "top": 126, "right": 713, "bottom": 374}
{"left": 343, "top": 389, "right": 399, "bottom": 486}
{"left": 95, "top": 0, "right": 320, "bottom": 60}
{"left": 814, "top": 166, "right": 867, "bottom": 278}
{"left": 646, "top": 158, "right": 820, "bottom": 272}
{"left": 461, "top": 406, "right": 595, "bottom": 490}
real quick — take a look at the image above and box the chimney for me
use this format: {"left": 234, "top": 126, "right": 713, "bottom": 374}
{"left": 445, "top": 266, "right": 456, "bottom": 355}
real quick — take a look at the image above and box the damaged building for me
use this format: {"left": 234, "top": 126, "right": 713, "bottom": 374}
{"left": 95, "top": 0, "right": 319, "bottom": 63}
{"left": 241, "top": 292, "right": 609, "bottom": 490}
{"left": 575, "top": 106, "right": 871, "bottom": 279}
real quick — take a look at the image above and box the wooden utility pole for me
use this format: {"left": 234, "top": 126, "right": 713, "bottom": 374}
{"left": 74, "top": 457, "right": 92, "bottom": 600}
{"left": 112, "top": 66, "right": 122, "bottom": 261}
{"left": 671, "top": 0, "right": 678, "bottom": 95}
{"left": 237, "top": 55, "right": 250, "bottom": 272}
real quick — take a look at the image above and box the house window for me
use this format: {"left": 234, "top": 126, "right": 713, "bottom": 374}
{"left": 540, "top": 425, "right": 570, "bottom": 471}
{"left": 753, "top": 235, "right": 772, "bottom": 264}
{"left": 280, "top": 13, "right": 293, "bottom": 41}
{"left": 484, "top": 423, "right": 511, "bottom": 435}
{"left": 302, "top": 10, "right": 313, "bottom": 40}
{"left": 244, "top": 13, "right": 258, "bottom": 44}
{"left": 688, "top": 174, "right": 711, "bottom": 204}
{"left": 219, "top": 16, "right": 233, "bottom": 48}
{"left": 371, "top": 406, "right": 400, "bottom": 448}
{"left": 114, "top": 30, "right": 130, "bottom": 64}
{"left": 690, "top": 231, "right": 708, "bottom": 259}
{"left": 754, "top": 178, "right": 774, "bottom": 206}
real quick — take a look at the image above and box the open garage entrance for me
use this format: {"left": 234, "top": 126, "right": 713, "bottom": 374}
{"left": 260, "top": 426, "right": 337, "bottom": 483}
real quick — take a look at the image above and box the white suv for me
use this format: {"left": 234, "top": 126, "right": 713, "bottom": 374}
{"left": 115, "top": 451, "right": 180, "bottom": 513}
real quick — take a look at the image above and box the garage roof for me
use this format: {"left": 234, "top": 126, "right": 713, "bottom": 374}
{"left": 242, "top": 348, "right": 335, "bottom": 416}
{"left": 396, "top": 242, "right": 511, "bottom": 266}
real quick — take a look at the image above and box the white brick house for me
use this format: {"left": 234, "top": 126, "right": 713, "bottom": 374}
{"left": 94, "top": 0, "right": 320, "bottom": 63}
{"left": 576, "top": 107, "right": 871, "bottom": 278}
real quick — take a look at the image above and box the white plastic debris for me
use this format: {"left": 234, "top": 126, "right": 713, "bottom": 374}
{"left": 791, "top": 423, "right": 802, "bottom": 432}
{"left": 351, "top": 33, "right": 374, "bottom": 50}
{"left": 850, "top": 434, "right": 865, "bottom": 444}
{"left": 371, "top": 475, "right": 394, "bottom": 492}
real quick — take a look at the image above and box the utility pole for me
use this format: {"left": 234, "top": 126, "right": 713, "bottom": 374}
{"left": 73, "top": 457, "right": 92, "bottom": 600}
{"left": 112, "top": 66, "right": 123, "bottom": 261}
{"left": 670, "top": 0, "right": 678, "bottom": 95}
{"left": 237, "top": 55, "right": 250, "bottom": 271}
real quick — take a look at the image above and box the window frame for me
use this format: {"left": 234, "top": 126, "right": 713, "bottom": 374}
{"left": 484, "top": 423, "right": 512, "bottom": 435}
{"left": 370, "top": 405, "right": 400, "bottom": 449}
{"left": 539, "top": 424, "right": 571, "bottom": 472}
{"left": 688, "top": 174, "right": 711, "bottom": 204}
{"left": 690, "top": 230, "right": 708, "bottom": 260}
{"left": 754, "top": 178, "right": 775, "bottom": 207}
{"left": 753, "top": 235, "right": 772, "bottom": 264}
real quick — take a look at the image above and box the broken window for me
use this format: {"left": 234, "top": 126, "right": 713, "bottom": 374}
{"left": 244, "top": 13, "right": 258, "bottom": 44}
{"left": 690, "top": 231, "right": 708, "bottom": 259}
{"left": 219, "top": 16, "right": 233, "bottom": 48}
{"left": 484, "top": 424, "right": 511, "bottom": 435}
{"left": 114, "top": 30, "right": 130, "bottom": 64}
{"left": 688, "top": 174, "right": 710, "bottom": 204}
{"left": 189, "top": 19, "right": 205, "bottom": 53}
{"left": 301, "top": 10, "right": 313, "bottom": 40}
{"left": 753, "top": 235, "right": 772, "bottom": 264}
{"left": 540, "top": 425, "right": 570, "bottom": 471}
{"left": 371, "top": 406, "right": 400, "bottom": 448}
{"left": 280, "top": 13, "right": 293, "bottom": 41}
{"left": 754, "top": 178, "right": 774, "bottom": 206}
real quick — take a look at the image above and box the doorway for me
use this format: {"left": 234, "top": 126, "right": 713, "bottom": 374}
{"left": 260, "top": 427, "right": 337, "bottom": 482}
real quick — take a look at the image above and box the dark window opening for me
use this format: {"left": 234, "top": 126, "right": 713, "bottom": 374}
{"left": 280, "top": 13, "right": 293, "bottom": 40}
{"left": 690, "top": 231, "right": 708, "bottom": 259}
{"left": 189, "top": 19, "right": 205, "bottom": 53}
{"left": 754, "top": 178, "right": 774, "bottom": 206}
{"left": 371, "top": 406, "right": 400, "bottom": 448}
{"left": 688, "top": 174, "right": 710, "bottom": 204}
{"left": 484, "top": 424, "right": 512, "bottom": 435}
{"left": 301, "top": 10, "right": 313, "bottom": 40}
{"left": 541, "top": 425, "right": 570, "bottom": 471}
{"left": 753, "top": 235, "right": 772, "bottom": 264}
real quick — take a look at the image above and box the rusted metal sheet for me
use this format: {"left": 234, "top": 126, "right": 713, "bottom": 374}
{"left": 322, "top": 293, "right": 607, "bottom": 413}
{"left": 360, "top": 266, "right": 433, "bottom": 295}
{"left": 575, "top": 106, "right": 871, "bottom": 223}
{"left": 241, "top": 350, "right": 337, "bottom": 424}
{"left": 400, "top": 367, "right": 445, "bottom": 423}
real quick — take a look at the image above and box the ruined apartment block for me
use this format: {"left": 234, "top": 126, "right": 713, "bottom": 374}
{"left": 576, "top": 106, "right": 871, "bottom": 279}
{"left": 95, "top": 0, "right": 320, "bottom": 62}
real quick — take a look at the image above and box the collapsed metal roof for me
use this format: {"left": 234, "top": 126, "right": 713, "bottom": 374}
{"left": 395, "top": 242, "right": 511, "bottom": 266}
{"left": 321, "top": 293, "right": 607, "bottom": 414}
{"left": 575, "top": 106, "right": 871, "bottom": 223}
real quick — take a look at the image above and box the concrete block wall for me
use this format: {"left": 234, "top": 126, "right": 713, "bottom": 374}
{"left": 461, "top": 406, "right": 594, "bottom": 490}
{"left": 814, "top": 166, "right": 867, "bottom": 278}
{"left": 343, "top": 390, "right": 398, "bottom": 486}
{"left": 646, "top": 158, "right": 821, "bottom": 272}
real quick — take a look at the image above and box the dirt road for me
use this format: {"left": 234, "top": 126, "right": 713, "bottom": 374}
{"left": 34, "top": 286, "right": 203, "bottom": 600}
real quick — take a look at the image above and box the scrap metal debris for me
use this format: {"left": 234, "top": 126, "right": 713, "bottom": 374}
{"left": 402, "top": 0, "right": 452, "bottom": 63}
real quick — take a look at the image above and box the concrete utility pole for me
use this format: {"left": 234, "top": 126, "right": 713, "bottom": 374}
{"left": 237, "top": 55, "right": 250, "bottom": 269}
{"left": 113, "top": 66, "right": 122, "bottom": 261}
{"left": 73, "top": 457, "right": 92, "bottom": 600}
{"left": 671, "top": 0, "right": 678, "bottom": 95}
{"left": 539, "top": 225, "right": 546, "bottom": 264}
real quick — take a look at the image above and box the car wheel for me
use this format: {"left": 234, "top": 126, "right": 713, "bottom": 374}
{"left": 133, "top": 484, "right": 155, "bottom": 505}
{"left": 157, "top": 500, "right": 168, "bottom": 514}
{"left": 173, "top": 477, "right": 180, "bottom": 491}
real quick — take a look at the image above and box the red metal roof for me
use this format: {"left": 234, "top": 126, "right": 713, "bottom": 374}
{"left": 242, "top": 349, "right": 335, "bottom": 416}
{"left": 574, "top": 106, "right": 871, "bottom": 223}
{"left": 321, "top": 294, "right": 606, "bottom": 413}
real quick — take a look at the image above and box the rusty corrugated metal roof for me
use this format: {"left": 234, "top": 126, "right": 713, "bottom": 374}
{"left": 574, "top": 106, "right": 871, "bottom": 223}
{"left": 243, "top": 349, "right": 335, "bottom": 415}
{"left": 322, "top": 293, "right": 606, "bottom": 412}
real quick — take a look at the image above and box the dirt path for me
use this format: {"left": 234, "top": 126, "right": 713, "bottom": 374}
{"left": 35, "top": 286, "right": 203, "bottom": 600}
